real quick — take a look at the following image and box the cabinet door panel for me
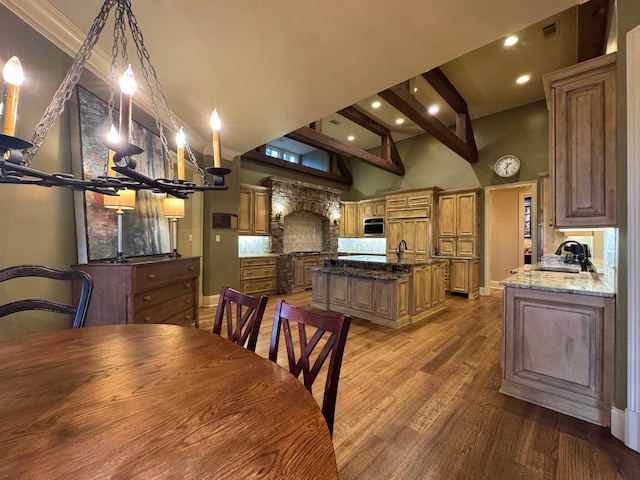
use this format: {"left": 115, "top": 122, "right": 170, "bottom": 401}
{"left": 239, "top": 190, "right": 252, "bottom": 234}
{"left": 456, "top": 238, "right": 476, "bottom": 257}
{"left": 450, "top": 260, "right": 468, "bottom": 293}
{"left": 438, "top": 238, "right": 455, "bottom": 256}
{"left": 312, "top": 272, "right": 328, "bottom": 303}
{"left": 456, "top": 193, "right": 477, "bottom": 236}
{"left": 374, "top": 280, "right": 395, "bottom": 319}
{"left": 438, "top": 195, "right": 456, "bottom": 237}
{"left": 350, "top": 277, "right": 374, "bottom": 312}
{"left": 329, "top": 275, "right": 350, "bottom": 307}
{"left": 386, "top": 220, "right": 402, "bottom": 256}
{"left": 253, "top": 191, "right": 269, "bottom": 235}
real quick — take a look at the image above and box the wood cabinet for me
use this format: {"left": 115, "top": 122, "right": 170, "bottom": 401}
{"left": 437, "top": 188, "right": 480, "bottom": 257}
{"left": 502, "top": 286, "right": 615, "bottom": 426}
{"left": 339, "top": 201, "right": 358, "bottom": 238}
{"left": 385, "top": 188, "right": 438, "bottom": 259}
{"left": 314, "top": 271, "right": 412, "bottom": 328}
{"left": 449, "top": 258, "right": 479, "bottom": 299}
{"left": 292, "top": 255, "right": 324, "bottom": 291}
{"left": 239, "top": 184, "right": 270, "bottom": 235}
{"left": 542, "top": 53, "right": 616, "bottom": 228}
{"left": 240, "top": 257, "right": 276, "bottom": 295}
{"left": 359, "top": 198, "right": 386, "bottom": 219}
{"left": 73, "top": 256, "right": 200, "bottom": 327}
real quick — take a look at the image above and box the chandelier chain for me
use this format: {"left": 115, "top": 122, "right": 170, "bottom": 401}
{"left": 24, "top": 0, "right": 118, "bottom": 166}
{"left": 123, "top": 0, "right": 208, "bottom": 183}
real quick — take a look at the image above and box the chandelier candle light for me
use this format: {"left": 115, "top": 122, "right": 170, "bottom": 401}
{"left": 210, "top": 109, "right": 221, "bottom": 168}
{"left": 0, "top": 0, "right": 230, "bottom": 198}
{"left": 176, "top": 127, "right": 186, "bottom": 181}
{"left": 2, "top": 56, "right": 24, "bottom": 136}
{"left": 106, "top": 124, "right": 119, "bottom": 177}
{"left": 163, "top": 197, "right": 185, "bottom": 257}
{"left": 118, "top": 65, "right": 136, "bottom": 144}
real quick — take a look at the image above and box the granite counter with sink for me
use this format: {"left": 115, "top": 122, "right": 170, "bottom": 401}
{"left": 499, "top": 258, "right": 614, "bottom": 297}
{"left": 499, "top": 257, "right": 615, "bottom": 427}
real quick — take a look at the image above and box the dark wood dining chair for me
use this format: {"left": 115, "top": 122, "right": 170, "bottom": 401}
{"left": 0, "top": 265, "right": 93, "bottom": 329}
{"left": 268, "top": 300, "right": 351, "bottom": 436}
{"left": 212, "top": 287, "right": 268, "bottom": 352}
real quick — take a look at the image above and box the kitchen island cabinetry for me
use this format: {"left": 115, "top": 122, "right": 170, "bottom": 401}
{"left": 542, "top": 53, "right": 616, "bottom": 228}
{"left": 72, "top": 256, "right": 200, "bottom": 327}
{"left": 500, "top": 266, "right": 615, "bottom": 426}
{"left": 239, "top": 184, "right": 270, "bottom": 235}
{"left": 311, "top": 256, "right": 445, "bottom": 329}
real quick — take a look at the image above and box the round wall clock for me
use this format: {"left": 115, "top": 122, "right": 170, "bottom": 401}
{"left": 494, "top": 155, "right": 521, "bottom": 178}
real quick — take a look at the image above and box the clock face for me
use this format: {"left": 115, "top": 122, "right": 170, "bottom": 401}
{"left": 494, "top": 155, "right": 521, "bottom": 178}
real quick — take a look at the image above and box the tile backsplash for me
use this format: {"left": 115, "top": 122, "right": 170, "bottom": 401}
{"left": 338, "top": 237, "right": 386, "bottom": 255}
{"left": 239, "top": 236, "right": 270, "bottom": 256}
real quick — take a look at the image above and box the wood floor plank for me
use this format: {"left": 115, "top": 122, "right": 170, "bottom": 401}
{"left": 198, "top": 289, "right": 640, "bottom": 479}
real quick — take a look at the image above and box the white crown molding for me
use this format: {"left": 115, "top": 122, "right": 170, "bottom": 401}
{"left": 0, "top": 0, "right": 209, "bottom": 152}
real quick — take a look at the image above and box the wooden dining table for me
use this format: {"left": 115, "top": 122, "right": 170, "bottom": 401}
{"left": 0, "top": 324, "right": 338, "bottom": 479}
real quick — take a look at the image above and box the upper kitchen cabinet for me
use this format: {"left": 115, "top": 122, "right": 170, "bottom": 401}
{"left": 359, "top": 198, "right": 386, "bottom": 219}
{"left": 339, "top": 201, "right": 359, "bottom": 238}
{"left": 239, "top": 184, "right": 270, "bottom": 236}
{"left": 542, "top": 53, "right": 617, "bottom": 228}
{"left": 437, "top": 188, "right": 481, "bottom": 257}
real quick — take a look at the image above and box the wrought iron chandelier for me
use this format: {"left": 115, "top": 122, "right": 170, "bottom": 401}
{"left": 0, "top": 0, "right": 229, "bottom": 199}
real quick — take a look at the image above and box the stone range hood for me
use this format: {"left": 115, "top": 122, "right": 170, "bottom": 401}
{"left": 262, "top": 176, "right": 341, "bottom": 255}
{"left": 261, "top": 176, "right": 341, "bottom": 293}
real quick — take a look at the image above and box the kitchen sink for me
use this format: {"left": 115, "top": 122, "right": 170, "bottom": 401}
{"left": 532, "top": 266, "right": 580, "bottom": 274}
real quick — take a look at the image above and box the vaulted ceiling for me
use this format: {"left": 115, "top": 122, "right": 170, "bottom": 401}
{"left": 1, "top": 0, "right": 585, "bottom": 166}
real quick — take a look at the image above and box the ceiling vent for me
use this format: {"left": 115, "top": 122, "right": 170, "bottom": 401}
{"left": 329, "top": 119, "right": 342, "bottom": 125}
{"left": 542, "top": 22, "right": 558, "bottom": 38}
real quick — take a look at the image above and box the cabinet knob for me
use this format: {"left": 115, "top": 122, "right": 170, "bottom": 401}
{"left": 184, "top": 283, "right": 191, "bottom": 288}
{"left": 143, "top": 295, "right": 151, "bottom": 302}
{"left": 144, "top": 316, "right": 152, "bottom": 323}
{"left": 188, "top": 266, "right": 195, "bottom": 271}
{"left": 184, "top": 315, "right": 191, "bottom": 321}
{"left": 148, "top": 273, "right": 156, "bottom": 280}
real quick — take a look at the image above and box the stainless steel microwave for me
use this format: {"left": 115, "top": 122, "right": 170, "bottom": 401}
{"left": 363, "top": 218, "right": 384, "bottom": 236}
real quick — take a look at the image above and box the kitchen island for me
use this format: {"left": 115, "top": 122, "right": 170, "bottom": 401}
{"left": 499, "top": 261, "right": 615, "bottom": 426}
{"left": 311, "top": 255, "right": 446, "bottom": 329}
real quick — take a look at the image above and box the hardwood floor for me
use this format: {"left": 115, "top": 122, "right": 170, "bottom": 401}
{"left": 198, "top": 289, "right": 640, "bottom": 479}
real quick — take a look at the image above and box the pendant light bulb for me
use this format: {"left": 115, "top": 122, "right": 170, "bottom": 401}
{"left": 2, "top": 56, "right": 24, "bottom": 86}
{"left": 119, "top": 65, "right": 136, "bottom": 95}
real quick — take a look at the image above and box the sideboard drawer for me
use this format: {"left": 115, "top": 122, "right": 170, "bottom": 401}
{"left": 133, "top": 291, "right": 196, "bottom": 325}
{"left": 133, "top": 279, "right": 195, "bottom": 311}
{"left": 134, "top": 258, "right": 199, "bottom": 292}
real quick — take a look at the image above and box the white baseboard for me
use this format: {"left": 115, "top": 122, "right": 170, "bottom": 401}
{"left": 201, "top": 294, "right": 220, "bottom": 308}
{"left": 626, "top": 408, "right": 640, "bottom": 453}
{"left": 611, "top": 407, "right": 626, "bottom": 442}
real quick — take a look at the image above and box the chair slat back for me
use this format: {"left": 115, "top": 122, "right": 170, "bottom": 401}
{"left": 213, "top": 287, "right": 268, "bottom": 352}
{"left": 0, "top": 265, "right": 93, "bottom": 329}
{"left": 269, "top": 300, "right": 351, "bottom": 436}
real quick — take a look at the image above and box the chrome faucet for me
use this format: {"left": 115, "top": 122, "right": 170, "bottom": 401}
{"left": 396, "top": 239, "right": 408, "bottom": 261}
{"left": 555, "top": 240, "right": 590, "bottom": 272}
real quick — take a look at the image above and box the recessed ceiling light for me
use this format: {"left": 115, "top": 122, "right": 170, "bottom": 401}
{"left": 413, "top": 87, "right": 418, "bottom": 93}
{"left": 516, "top": 74, "right": 531, "bottom": 85}
{"left": 428, "top": 104, "right": 439, "bottom": 115}
{"left": 347, "top": 135, "right": 355, "bottom": 142}
{"left": 371, "top": 101, "right": 381, "bottom": 109}
{"left": 395, "top": 118, "right": 404, "bottom": 125}
{"left": 504, "top": 35, "right": 519, "bottom": 47}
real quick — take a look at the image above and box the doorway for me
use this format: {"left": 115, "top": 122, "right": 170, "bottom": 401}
{"left": 482, "top": 181, "right": 538, "bottom": 293}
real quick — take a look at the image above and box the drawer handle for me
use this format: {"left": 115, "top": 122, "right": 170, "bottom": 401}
{"left": 184, "top": 283, "right": 191, "bottom": 288}
{"left": 184, "top": 315, "right": 191, "bottom": 321}
{"left": 246, "top": 271, "right": 253, "bottom": 275}
{"left": 184, "top": 298, "right": 189, "bottom": 304}
{"left": 144, "top": 316, "right": 152, "bottom": 323}
{"left": 148, "top": 273, "right": 156, "bottom": 280}
{"left": 143, "top": 295, "right": 151, "bottom": 302}
{"left": 188, "top": 266, "right": 195, "bottom": 271}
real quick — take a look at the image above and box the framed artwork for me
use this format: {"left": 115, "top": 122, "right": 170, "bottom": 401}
{"left": 70, "top": 85, "right": 170, "bottom": 262}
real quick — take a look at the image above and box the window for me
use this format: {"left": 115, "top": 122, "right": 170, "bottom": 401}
{"left": 266, "top": 145, "right": 299, "bottom": 164}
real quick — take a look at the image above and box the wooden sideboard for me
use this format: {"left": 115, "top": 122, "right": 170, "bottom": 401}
{"left": 72, "top": 256, "right": 200, "bottom": 328}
